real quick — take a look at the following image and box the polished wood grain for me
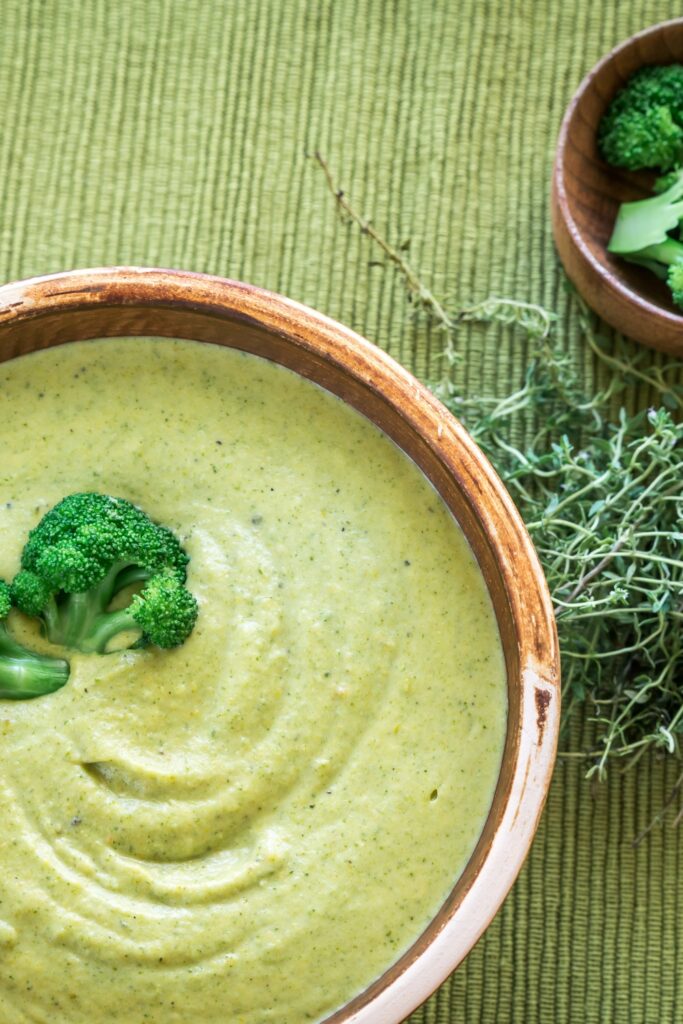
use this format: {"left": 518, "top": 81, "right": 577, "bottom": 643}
{"left": 552, "top": 19, "right": 683, "bottom": 355}
{"left": 0, "top": 268, "right": 560, "bottom": 1024}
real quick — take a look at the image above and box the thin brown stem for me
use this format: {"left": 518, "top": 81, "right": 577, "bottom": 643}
{"left": 312, "top": 152, "right": 454, "bottom": 330}
{"left": 556, "top": 533, "right": 629, "bottom": 613}
{"left": 632, "top": 769, "right": 683, "bottom": 847}
{"left": 312, "top": 152, "right": 556, "bottom": 352}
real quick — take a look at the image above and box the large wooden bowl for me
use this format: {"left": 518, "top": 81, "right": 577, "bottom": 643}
{"left": 552, "top": 18, "right": 683, "bottom": 356}
{"left": 0, "top": 268, "right": 560, "bottom": 1023}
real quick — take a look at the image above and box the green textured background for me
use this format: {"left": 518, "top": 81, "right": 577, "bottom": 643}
{"left": 1, "top": 2, "right": 682, "bottom": 1021}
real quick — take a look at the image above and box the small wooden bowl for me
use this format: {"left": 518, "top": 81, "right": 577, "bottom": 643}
{"left": 0, "top": 268, "right": 560, "bottom": 1023}
{"left": 552, "top": 18, "right": 683, "bottom": 355}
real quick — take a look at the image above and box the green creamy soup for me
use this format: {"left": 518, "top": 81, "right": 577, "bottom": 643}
{"left": 0, "top": 339, "right": 505, "bottom": 1023}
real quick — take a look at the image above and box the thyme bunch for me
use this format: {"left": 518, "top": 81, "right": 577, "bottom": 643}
{"left": 439, "top": 330, "right": 683, "bottom": 778}
{"left": 312, "top": 155, "right": 683, "bottom": 776}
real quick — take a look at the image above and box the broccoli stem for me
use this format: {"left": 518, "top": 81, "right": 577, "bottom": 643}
{"left": 42, "top": 595, "right": 61, "bottom": 637}
{"left": 607, "top": 169, "right": 683, "bottom": 254}
{"left": 71, "top": 608, "right": 141, "bottom": 654}
{"left": 623, "top": 238, "right": 683, "bottom": 281}
{"left": 45, "top": 561, "right": 149, "bottom": 652}
{"left": 113, "top": 565, "right": 151, "bottom": 591}
{"left": 631, "top": 238, "right": 683, "bottom": 266}
{"left": 0, "top": 624, "right": 69, "bottom": 699}
{"left": 94, "top": 561, "right": 148, "bottom": 608}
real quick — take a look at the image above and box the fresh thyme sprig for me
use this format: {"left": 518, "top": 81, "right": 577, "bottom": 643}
{"left": 312, "top": 155, "right": 683, "bottom": 778}
{"left": 313, "top": 152, "right": 454, "bottom": 332}
{"left": 311, "top": 152, "right": 556, "bottom": 350}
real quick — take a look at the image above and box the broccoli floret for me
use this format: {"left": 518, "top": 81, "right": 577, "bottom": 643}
{"left": 607, "top": 168, "right": 683, "bottom": 309}
{"left": 667, "top": 263, "right": 683, "bottom": 307}
{"left": 600, "top": 106, "right": 683, "bottom": 171}
{"left": 11, "top": 494, "right": 199, "bottom": 654}
{"left": 0, "top": 580, "right": 70, "bottom": 699}
{"left": 80, "top": 569, "right": 201, "bottom": 652}
{"left": 599, "top": 64, "right": 683, "bottom": 170}
{"left": 654, "top": 168, "right": 683, "bottom": 193}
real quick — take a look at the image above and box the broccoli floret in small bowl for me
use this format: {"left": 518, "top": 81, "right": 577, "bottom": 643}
{"left": 552, "top": 22, "right": 683, "bottom": 353}
{"left": 607, "top": 167, "right": 683, "bottom": 310}
{"left": 598, "top": 64, "right": 683, "bottom": 171}
{"left": 601, "top": 72, "right": 683, "bottom": 314}
{"left": 599, "top": 63, "right": 683, "bottom": 318}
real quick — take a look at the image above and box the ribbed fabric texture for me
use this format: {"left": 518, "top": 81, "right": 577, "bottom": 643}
{"left": 0, "top": 2, "right": 680, "bottom": 1021}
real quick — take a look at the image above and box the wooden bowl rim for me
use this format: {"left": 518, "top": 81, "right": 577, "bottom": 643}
{"left": 553, "top": 18, "right": 683, "bottom": 343}
{"left": 0, "top": 267, "right": 560, "bottom": 1023}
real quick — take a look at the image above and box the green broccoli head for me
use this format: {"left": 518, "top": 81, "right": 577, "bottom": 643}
{"left": 599, "top": 64, "right": 683, "bottom": 171}
{"left": 130, "top": 570, "right": 199, "bottom": 649}
{"left": 608, "top": 65, "right": 683, "bottom": 121}
{"left": 667, "top": 263, "right": 683, "bottom": 309}
{"left": 11, "top": 570, "right": 52, "bottom": 617}
{"left": 654, "top": 168, "right": 683, "bottom": 193}
{"left": 20, "top": 492, "right": 188, "bottom": 592}
{"left": 0, "top": 578, "right": 70, "bottom": 700}
{"left": 599, "top": 105, "right": 683, "bottom": 172}
{"left": 12, "top": 493, "right": 198, "bottom": 655}
{"left": 0, "top": 580, "right": 11, "bottom": 620}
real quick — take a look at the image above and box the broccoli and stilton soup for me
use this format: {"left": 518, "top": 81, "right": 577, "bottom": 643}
{"left": 0, "top": 338, "right": 505, "bottom": 1023}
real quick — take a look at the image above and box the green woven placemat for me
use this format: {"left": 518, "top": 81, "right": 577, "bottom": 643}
{"left": 1, "top": 1, "right": 681, "bottom": 1021}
